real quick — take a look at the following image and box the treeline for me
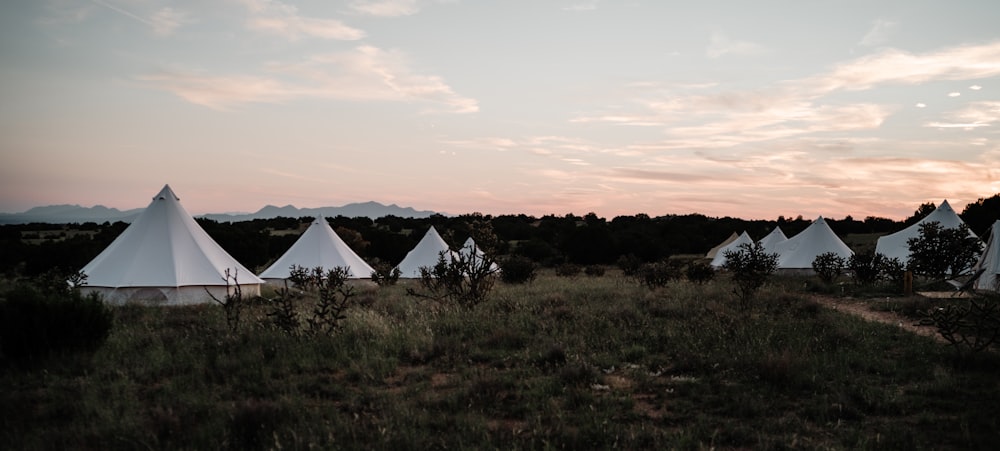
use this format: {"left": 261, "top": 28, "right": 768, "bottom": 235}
{"left": 2, "top": 195, "right": 998, "bottom": 278}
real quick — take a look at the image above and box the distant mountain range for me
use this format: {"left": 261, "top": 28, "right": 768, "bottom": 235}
{"left": 0, "top": 201, "right": 443, "bottom": 224}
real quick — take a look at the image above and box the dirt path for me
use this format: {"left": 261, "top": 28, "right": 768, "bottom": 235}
{"left": 809, "top": 295, "right": 946, "bottom": 343}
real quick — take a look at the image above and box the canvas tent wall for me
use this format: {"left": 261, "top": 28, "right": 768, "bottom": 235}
{"left": 772, "top": 216, "right": 853, "bottom": 270}
{"left": 710, "top": 231, "right": 754, "bottom": 268}
{"left": 258, "top": 216, "right": 375, "bottom": 283}
{"left": 758, "top": 227, "right": 788, "bottom": 254}
{"left": 80, "top": 185, "right": 262, "bottom": 305}
{"left": 706, "top": 232, "right": 739, "bottom": 259}
{"left": 395, "top": 226, "right": 455, "bottom": 278}
{"left": 973, "top": 219, "right": 1000, "bottom": 292}
{"left": 875, "top": 200, "right": 975, "bottom": 264}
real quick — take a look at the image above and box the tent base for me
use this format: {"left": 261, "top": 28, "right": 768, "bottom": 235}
{"left": 82, "top": 284, "right": 261, "bottom": 306}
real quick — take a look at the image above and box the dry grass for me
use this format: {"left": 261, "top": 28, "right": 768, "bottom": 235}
{"left": 3, "top": 272, "right": 1000, "bottom": 449}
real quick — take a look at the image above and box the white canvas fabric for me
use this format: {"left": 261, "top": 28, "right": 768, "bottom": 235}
{"left": 973, "top": 220, "right": 1000, "bottom": 292}
{"left": 460, "top": 237, "right": 501, "bottom": 273}
{"left": 758, "top": 227, "right": 788, "bottom": 254}
{"left": 709, "top": 231, "right": 754, "bottom": 268}
{"left": 773, "top": 216, "right": 853, "bottom": 270}
{"left": 395, "top": 226, "right": 455, "bottom": 278}
{"left": 80, "top": 185, "right": 262, "bottom": 305}
{"left": 875, "top": 200, "right": 975, "bottom": 264}
{"left": 706, "top": 232, "right": 739, "bottom": 259}
{"left": 259, "top": 216, "right": 375, "bottom": 282}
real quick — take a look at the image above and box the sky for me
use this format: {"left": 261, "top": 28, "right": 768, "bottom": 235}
{"left": 1, "top": 0, "right": 999, "bottom": 220}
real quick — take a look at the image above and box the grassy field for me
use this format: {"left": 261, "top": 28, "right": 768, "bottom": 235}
{"left": 3, "top": 271, "right": 999, "bottom": 450}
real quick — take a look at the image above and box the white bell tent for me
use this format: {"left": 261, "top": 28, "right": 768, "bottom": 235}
{"left": 973, "top": 219, "right": 1000, "bottom": 292}
{"left": 709, "top": 231, "right": 754, "bottom": 268}
{"left": 875, "top": 200, "right": 975, "bottom": 264}
{"left": 758, "top": 226, "right": 788, "bottom": 254}
{"left": 258, "top": 216, "right": 375, "bottom": 283}
{"left": 706, "top": 232, "right": 739, "bottom": 259}
{"left": 772, "top": 216, "right": 853, "bottom": 270}
{"left": 395, "top": 226, "right": 455, "bottom": 278}
{"left": 460, "top": 237, "right": 501, "bottom": 273}
{"left": 80, "top": 185, "right": 263, "bottom": 305}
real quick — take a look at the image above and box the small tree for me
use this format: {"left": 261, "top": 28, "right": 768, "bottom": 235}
{"left": 208, "top": 268, "right": 246, "bottom": 333}
{"left": 812, "top": 252, "right": 846, "bottom": 284}
{"left": 407, "top": 220, "right": 500, "bottom": 309}
{"left": 266, "top": 266, "right": 356, "bottom": 336}
{"left": 907, "top": 222, "right": 981, "bottom": 279}
{"left": 722, "top": 242, "right": 778, "bottom": 310}
{"left": 306, "top": 267, "right": 355, "bottom": 336}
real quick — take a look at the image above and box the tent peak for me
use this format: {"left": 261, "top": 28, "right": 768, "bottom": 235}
{"left": 154, "top": 184, "right": 179, "bottom": 202}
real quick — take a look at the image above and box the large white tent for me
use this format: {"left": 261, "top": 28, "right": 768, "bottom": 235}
{"left": 258, "top": 216, "right": 375, "bottom": 283}
{"left": 773, "top": 216, "right": 853, "bottom": 270}
{"left": 710, "top": 231, "right": 754, "bottom": 268}
{"left": 973, "top": 219, "right": 1000, "bottom": 292}
{"left": 706, "top": 232, "right": 739, "bottom": 259}
{"left": 758, "top": 226, "right": 788, "bottom": 254}
{"left": 875, "top": 200, "right": 974, "bottom": 263}
{"left": 395, "top": 226, "right": 455, "bottom": 278}
{"left": 80, "top": 185, "right": 263, "bottom": 305}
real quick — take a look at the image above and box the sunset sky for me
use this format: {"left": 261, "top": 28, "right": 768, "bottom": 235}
{"left": 2, "top": 0, "right": 999, "bottom": 220}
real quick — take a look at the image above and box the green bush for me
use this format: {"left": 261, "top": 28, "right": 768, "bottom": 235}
{"left": 848, "top": 250, "right": 901, "bottom": 287}
{"left": 685, "top": 261, "right": 716, "bottom": 284}
{"left": 907, "top": 222, "right": 982, "bottom": 279}
{"left": 409, "top": 252, "right": 498, "bottom": 309}
{"left": 638, "top": 261, "right": 680, "bottom": 289}
{"left": 722, "top": 242, "right": 778, "bottom": 310}
{"left": 369, "top": 259, "right": 401, "bottom": 286}
{"left": 616, "top": 254, "right": 642, "bottom": 279}
{"left": 584, "top": 265, "right": 606, "bottom": 277}
{"left": 500, "top": 256, "right": 536, "bottom": 284}
{"left": 0, "top": 282, "right": 113, "bottom": 365}
{"left": 555, "top": 263, "right": 582, "bottom": 278}
{"left": 812, "top": 252, "right": 846, "bottom": 284}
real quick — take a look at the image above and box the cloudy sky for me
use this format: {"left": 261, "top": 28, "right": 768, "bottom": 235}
{"left": 2, "top": 0, "right": 998, "bottom": 220}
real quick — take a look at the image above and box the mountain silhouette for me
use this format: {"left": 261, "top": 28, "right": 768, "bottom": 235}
{"left": 0, "top": 202, "right": 443, "bottom": 224}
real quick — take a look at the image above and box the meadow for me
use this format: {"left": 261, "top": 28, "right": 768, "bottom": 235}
{"left": 3, "top": 271, "right": 999, "bottom": 450}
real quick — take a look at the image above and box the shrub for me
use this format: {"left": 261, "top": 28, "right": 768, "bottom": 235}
{"left": 722, "top": 242, "right": 778, "bottom": 310}
{"left": 685, "top": 261, "right": 715, "bottom": 284}
{"left": 207, "top": 268, "right": 249, "bottom": 333}
{"left": 408, "top": 221, "right": 501, "bottom": 309}
{"left": 907, "top": 222, "right": 982, "bottom": 279}
{"left": 369, "top": 259, "right": 401, "bottom": 286}
{"left": 584, "top": 265, "right": 606, "bottom": 277}
{"left": 616, "top": 254, "right": 642, "bottom": 279}
{"left": 920, "top": 293, "right": 1000, "bottom": 355}
{"left": 409, "top": 251, "right": 498, "bottom": 309}
{"left": 848, "top": 250, "right": 901, "bottom": 286}
{"left": 638, "top": 261, "right": 679, "bottom": 289}
{"left": 555, "top": 263, "right": 582, "bottom": 278}
{"left": 266, "top": 266, "right": 356, "bottom": 336}
{"left": 0, "top": 274, "right": 113, "bottom": 365}
{"left": 812, "top": 252, "right": 846, "bottom": 284}
{"left": 306, "top": 267, "right": 355, "bottom": 335}
{"left": 500, "top": 256, "right": 536, "bottom": 284}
